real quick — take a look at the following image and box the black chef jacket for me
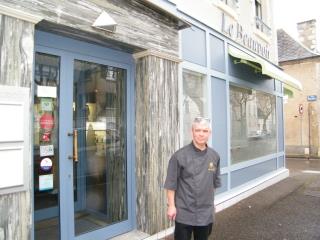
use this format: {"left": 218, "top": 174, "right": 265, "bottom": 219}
{"left": 164, "top": 142, "right": 221, "bottom": 226}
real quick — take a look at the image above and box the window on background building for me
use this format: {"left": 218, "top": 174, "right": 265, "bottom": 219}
{"left": 255, "top": 0, "right": 271, "bottom": 35}
{"left": 255, "top": 0, "right": 262, "bottom": 20}
{"left": 230, "top": 85, "right": 277, "bottom": 164}
{"left": 220, "top": 0, "right": 238, "bottom": 9}
{"left": 182, "top": 69, "right": 207, "bottom": 145}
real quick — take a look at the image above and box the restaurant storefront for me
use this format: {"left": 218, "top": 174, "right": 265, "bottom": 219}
{"left": 0, "top": 1, "right": 302, "bottom": 240}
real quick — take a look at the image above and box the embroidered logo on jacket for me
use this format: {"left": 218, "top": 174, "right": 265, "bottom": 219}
{"left": 208, "top": 162, "right": 216, "bottom": 172}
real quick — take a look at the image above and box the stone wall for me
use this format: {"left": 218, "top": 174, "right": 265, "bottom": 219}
{"left": 297, "top": 19, "right": 318, "bottom": 53}
{"left": 0, "top": 0, "right": 179, "bottom": 57}
{"left": 0, "top": 14, "right": 34, "bottom": 240}
{"left": 282, "top": 58, "right": 320, "bottom": 158}
{"left": 135, "top": 53, "right": 180, "bottom": 234}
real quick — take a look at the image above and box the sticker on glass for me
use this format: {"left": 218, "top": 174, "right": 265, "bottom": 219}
{"left": 40, "top": 145, "right": 54, "bottom": 157}
{"left": 40, "top": 113, "right": 54, "bottom": 131}
{"left": 39, "top": 174, "right": 54, "bottom": 191}
{"left": 41, "top": 98, "right": 53, "bottom": 111}
{"left": 37, "top": 85, "right": 57, "bottom": 98}
{"left": 41, "top": 132, "right": 51, "bottom": 142}
{"left": 40, "top": 157, "right": 53, "bottom": 172}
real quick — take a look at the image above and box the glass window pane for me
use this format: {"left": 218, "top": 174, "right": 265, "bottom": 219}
{"left": 230, "top": 85, "right": 277, "bottom": 164}
{"left": 73, "top": 60, "right": 127, "bottom": 235}
{"left": 182, "top": 69, "right": 207, "bottom": 145}
{"left": 33, "top": 52, "right": 60, "bottom": 239}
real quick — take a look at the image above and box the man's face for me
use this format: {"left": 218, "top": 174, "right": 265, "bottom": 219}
{"left": 192, "top": 123, "right": 211, "bottom": 147}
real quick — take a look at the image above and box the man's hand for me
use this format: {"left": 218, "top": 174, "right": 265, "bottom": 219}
{"left": 166, "top": 189, "right": 176, "bottom": 220}
{"left": 167, "top": 205, "right": 177, "bottom": 221}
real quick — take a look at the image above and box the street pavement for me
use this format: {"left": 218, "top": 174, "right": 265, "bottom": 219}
{"left": 163, "top": 158, "right": 320, "bottom": 240}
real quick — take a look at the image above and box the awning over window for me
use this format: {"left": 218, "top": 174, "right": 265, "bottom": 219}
{"left": 228, "top": 45, "right": 302, "bottom": 91}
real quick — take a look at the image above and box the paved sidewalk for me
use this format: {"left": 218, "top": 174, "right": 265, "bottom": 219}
{"left": 164, "top": 158, "right": 320, "bottom": 240}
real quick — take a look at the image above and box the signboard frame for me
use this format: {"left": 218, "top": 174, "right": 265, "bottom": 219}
{"left": 0, "top": 86, "right": 29, "bottom": 195}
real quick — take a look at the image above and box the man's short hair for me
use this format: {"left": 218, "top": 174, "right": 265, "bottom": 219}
{"left": 192, "top": 117, "right": 211, "bottom": 128}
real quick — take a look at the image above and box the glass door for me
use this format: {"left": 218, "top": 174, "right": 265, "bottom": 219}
{"left": 34, "top": 31, "right": 133, "bottom": 240}
{"left": 72, "top": 59, "right": 128, "bottom": 237}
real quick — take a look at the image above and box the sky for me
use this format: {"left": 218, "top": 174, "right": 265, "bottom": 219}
{"left": 273, "top": 0, "right": 320, "bottom": 39}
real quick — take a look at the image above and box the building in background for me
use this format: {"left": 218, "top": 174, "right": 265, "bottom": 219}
{"left": 278, "top": 20, "right": 320, "bottom": 158}
{"left": 0, "top": 0, "right": 301, "bottom": 240}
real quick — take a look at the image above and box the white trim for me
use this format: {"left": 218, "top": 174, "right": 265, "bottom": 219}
{"left": 205, "top": 30, "right": 212, "bottom": 146}
{"left": 228, "top": 153, "right": 278, "bottom": 171}
{"left": 302, "top": 170, "right": 320, "bottom": 174}
{"left": 215, "top": 168, "right": 289, "bottom": 212}
{"left": 143, "top": 227, "right": 175, "bottom": 240}
{"left": 133, "top": 49, "right": 182, "bottom": 63}
{"left": 110, "top": 230, "right": 150, "bottom": 240}
{"left": 0, "top": 4, "right": 43, "bottom": 23}
{"left": 182, "top": 61, "right": 208, "bottom": 74}
{"left": 221, "top": 152, "right": 285, "bottom": 176}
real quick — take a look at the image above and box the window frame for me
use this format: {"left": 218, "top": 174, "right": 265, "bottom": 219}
{"left": 254, "top": 0, "right": 271, "bottom": 36}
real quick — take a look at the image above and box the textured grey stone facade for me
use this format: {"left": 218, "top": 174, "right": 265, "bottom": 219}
{"left": 135, "top": 54, "right": 180, "bottom": 234}
{"left": 0, "top": 0, "right": 180, "bottom": 56}
{"left": 0, "top": 0, "right": 181, "bottom": 238}
{"left": 0, "top": 14, "right": 35, "bottom": 240}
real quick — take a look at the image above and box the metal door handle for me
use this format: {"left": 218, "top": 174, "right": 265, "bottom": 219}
{"left": 68, "top": 129, "right": 78, "bottom": 162}
{"left": 73, "top": 129, "right": 78, "bottom": 162}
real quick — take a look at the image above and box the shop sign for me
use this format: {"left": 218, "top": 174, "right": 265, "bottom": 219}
{"left": 307, "top": 95, "right": 317, "bottom": 101}
{"left": 221, "top": 13, "right": 270, "bottom": 59}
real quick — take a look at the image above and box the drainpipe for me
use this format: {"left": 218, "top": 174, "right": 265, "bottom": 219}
{"left": 308, "top": 103, "right": 311, "bottom": 159}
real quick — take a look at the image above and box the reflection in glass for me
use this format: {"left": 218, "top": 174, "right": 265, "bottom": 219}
{"left": 73, "top": 60, "right": 127, "bottom": 235}
{"left": 182, "top": 69, "right": 207, "bottom": 145}
{"left": 33, "top": 52, "right": 60, "bottom": 239}
{"left": 230, "top": 85, "right": 277, "bottom": 164}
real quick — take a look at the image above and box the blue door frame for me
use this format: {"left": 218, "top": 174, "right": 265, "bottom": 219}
{"left": 34, "top": 30, "right": 135, "bottom": 240}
